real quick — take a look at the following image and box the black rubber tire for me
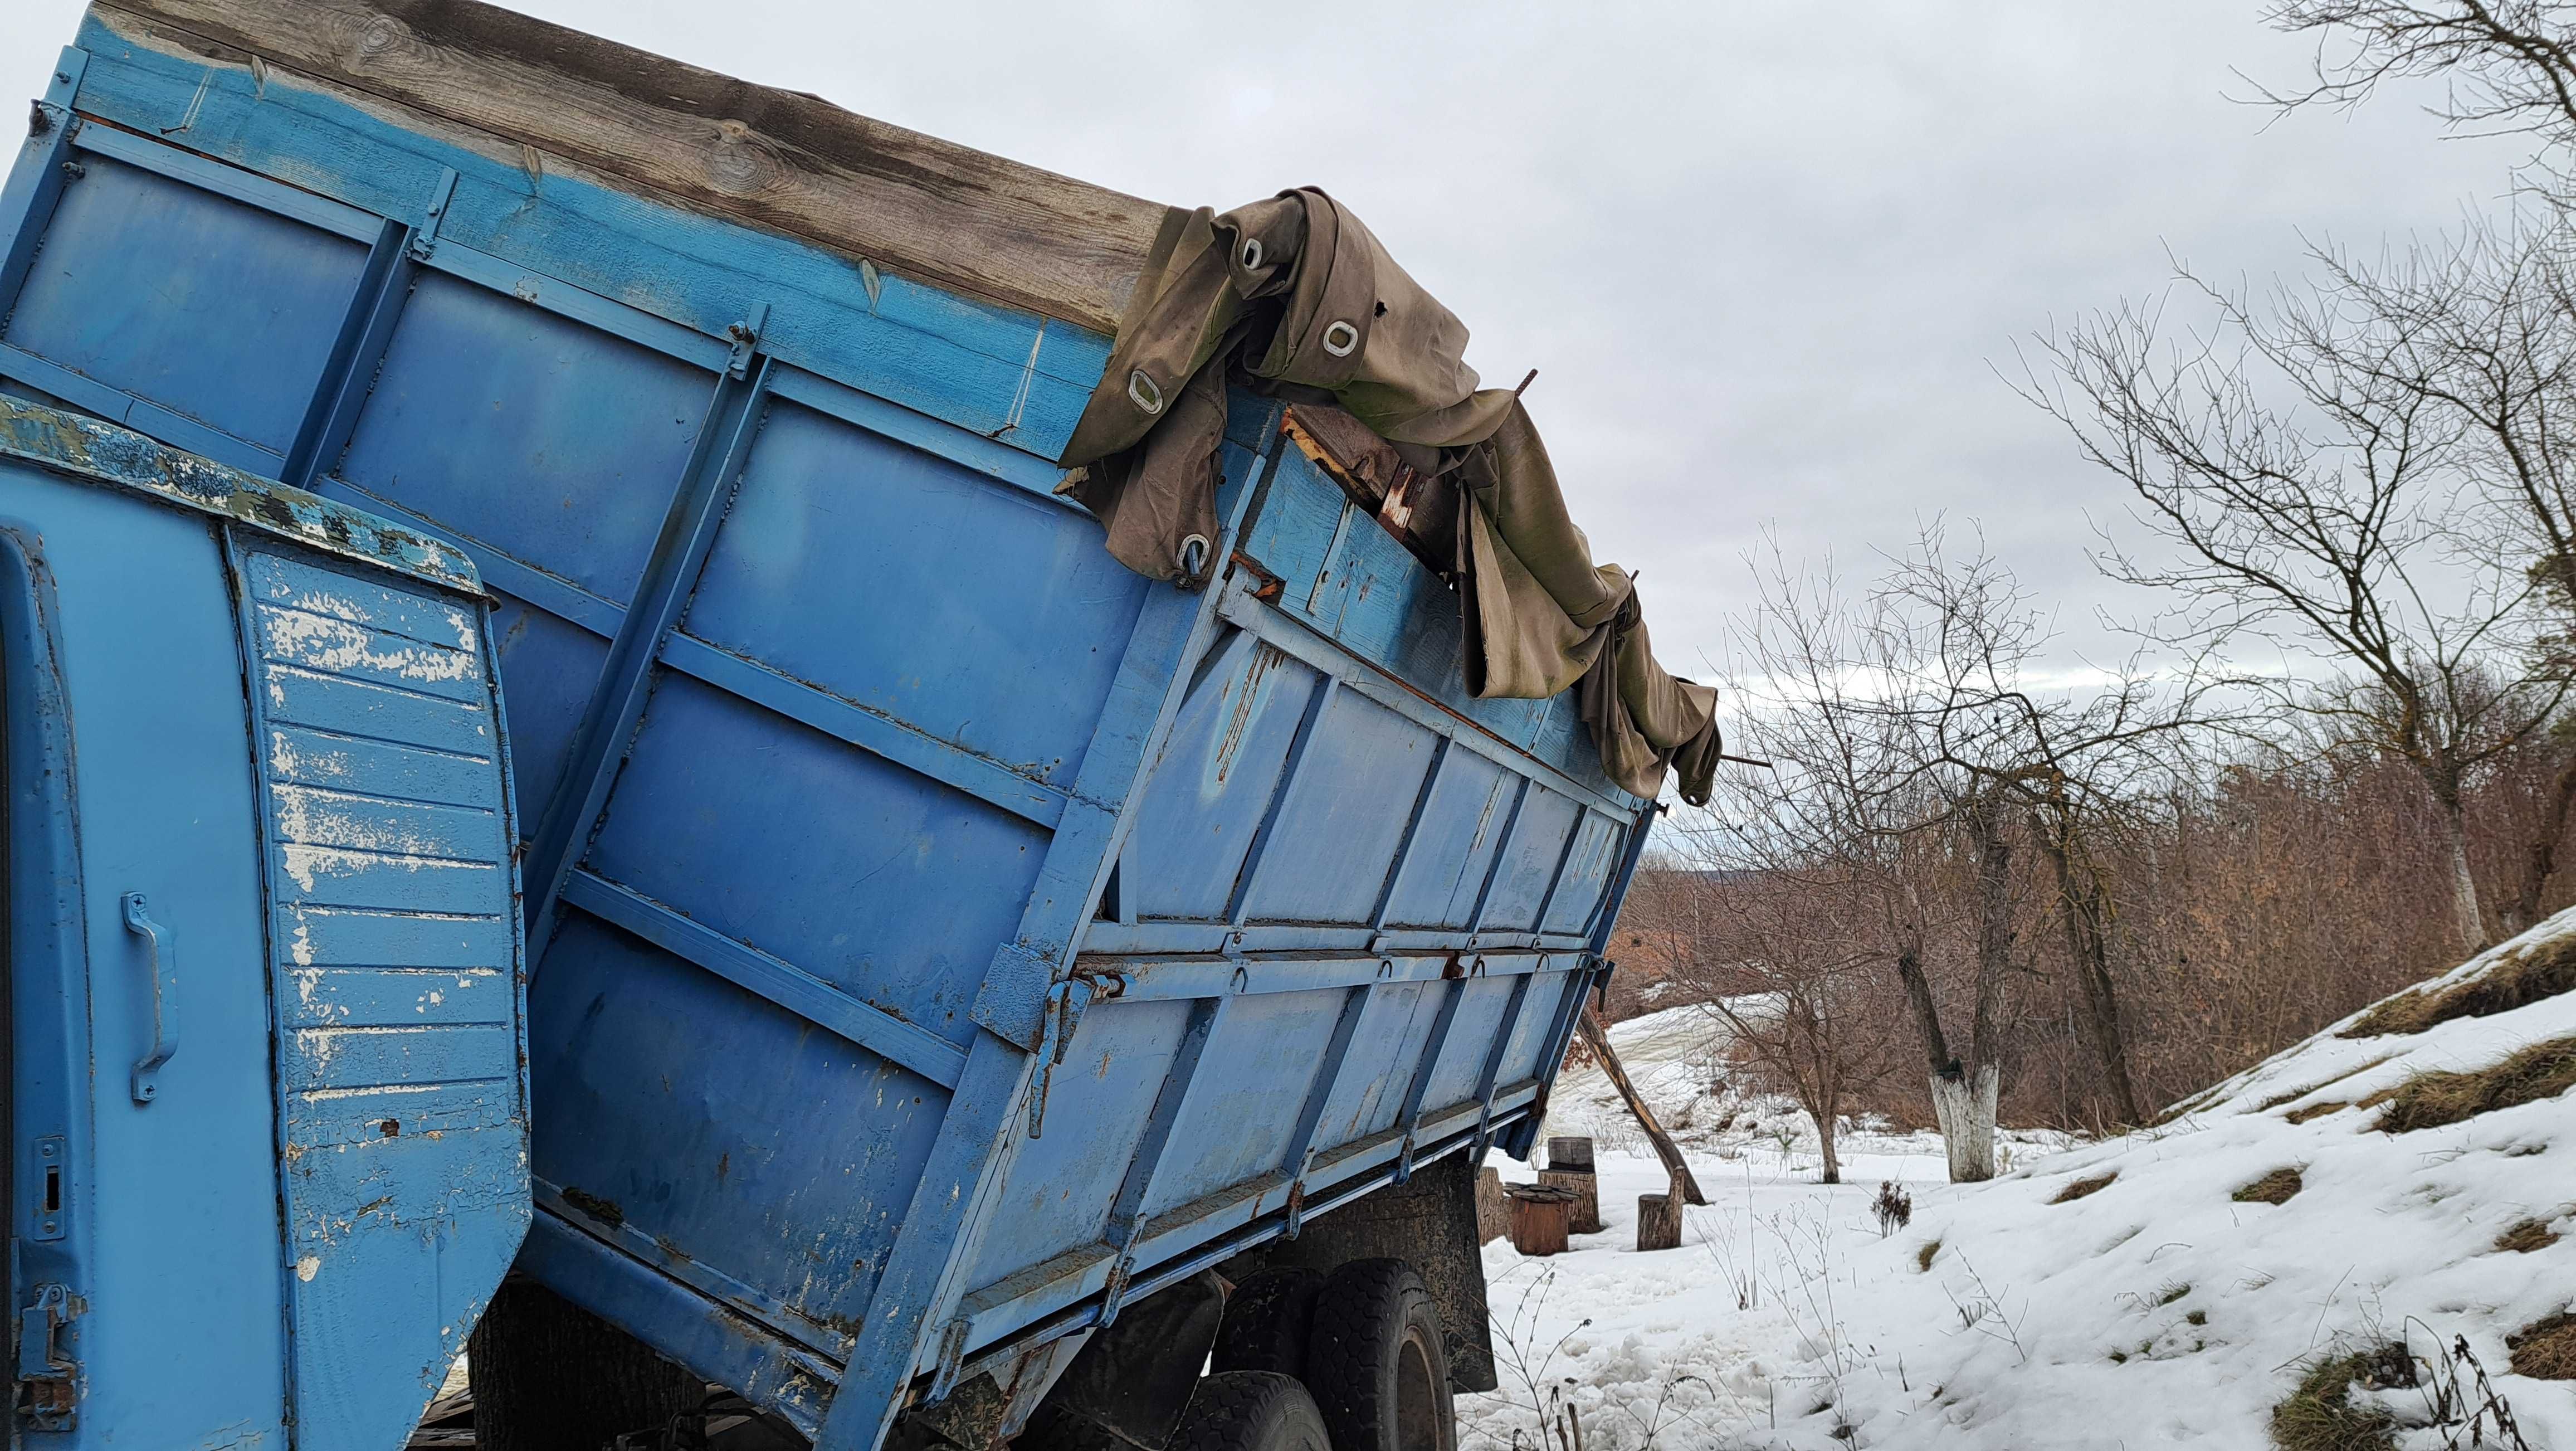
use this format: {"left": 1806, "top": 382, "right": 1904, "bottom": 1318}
{"left": 1168, "top": 1371, "right": 1332, "bottom": 1451}
{"left": 1304, "top": 1260, "right": 1455, "bottom": 1451}
{"left": 1213, "top": 1268, "right": 1325, "bottom": 1379}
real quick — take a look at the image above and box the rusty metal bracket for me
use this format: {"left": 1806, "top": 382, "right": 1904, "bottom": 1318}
{"left": 1027, "top": 968, "right": 1121, "bottom": 1138}
{"left": 926, "top": 1315, "right": 973, "bottom": 1404}
{"left": 15, "top": 1283, "right": 76, "bottom": 1431}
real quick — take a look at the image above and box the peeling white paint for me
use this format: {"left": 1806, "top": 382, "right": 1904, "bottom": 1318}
{"left": 262, "top": 605, "right": 479, "bottom": 686}
{"left": 295, "top": 1256, "right": 320, "bottom": 1283}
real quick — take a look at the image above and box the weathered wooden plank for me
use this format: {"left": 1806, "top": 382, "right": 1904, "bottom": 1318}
{"left": 96, "top": 0, "right": 1178, "bottom": 333}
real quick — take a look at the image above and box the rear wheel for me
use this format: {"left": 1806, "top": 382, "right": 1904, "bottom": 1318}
{"left": 1168, "top": 1372, "right": 1331, "bottom": 1451}
{"left": 1213, "top": 1268, "right": 1324, "bottom": 1379}
{"left": 1304, "top": 1260, "right": 1453, "bottom": 1451}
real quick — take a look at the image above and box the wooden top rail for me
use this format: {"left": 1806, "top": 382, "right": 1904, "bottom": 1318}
{"left": 97, "top": 0, "right": 1179, "bottom": 333}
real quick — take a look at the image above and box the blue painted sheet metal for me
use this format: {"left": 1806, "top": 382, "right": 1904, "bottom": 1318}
{"left": 0, "top": 399, "right": 528, "bottom": 1447}
{"left": 236, "top": 542, "right": 529, "bottom": 1444}
{"left": 0, "top": 30, "right": 1659, "bottom": 1445}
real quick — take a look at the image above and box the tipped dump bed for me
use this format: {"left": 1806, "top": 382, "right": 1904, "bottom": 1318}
{"left": 2, "top": 6, "right": 1655, "bottom": 1446}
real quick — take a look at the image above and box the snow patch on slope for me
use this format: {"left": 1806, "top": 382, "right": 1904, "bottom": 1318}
{"left": 1472, "top": 918, "right": 2576, "bottom": 1449}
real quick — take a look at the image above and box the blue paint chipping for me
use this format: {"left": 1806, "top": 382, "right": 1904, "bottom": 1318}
{"left": 0, "top": 19, "right": 1656, "bottom": 1449}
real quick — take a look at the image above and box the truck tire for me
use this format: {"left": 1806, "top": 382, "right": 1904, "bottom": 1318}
{"left": 1169, "top": 1372, "right": 1331, "bottom": 1451}
{"left": 469, "top": 1278, "right": 701, "bottom": 1451}
{"left": 1304, "top": 1260, "right": 1453, "bottom": 1451}
{"left": 1213, "top": 1269, "right": 1324, "bottom": 1378}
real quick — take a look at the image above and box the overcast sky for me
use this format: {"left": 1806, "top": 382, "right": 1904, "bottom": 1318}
{"left": 0, "top": 2, "right": 2533, "bottom": 679}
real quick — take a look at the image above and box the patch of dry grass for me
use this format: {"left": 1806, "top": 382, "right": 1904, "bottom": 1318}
{"left": 2495, "top": 1217, "right": 2562, "bottom": 1254}
{"left": 2270, "top": 1344, "right": 2411, "bottom": 1451}
{"left": 1916, "top": 1238, "right": 1939, "bottom": 1272}
{"left": 2373, "top": 1035, "right": 2576, "bottom": 1133}
{"left": 2342, "top": 933, "right": 2576, "bottom": 1038}
{"left": 2284, "top": 1100, "right": 2349, "bottom": 1124}
{"left": 2051, "top": 1171, "right": 2118, "bottom": 1204}
{"left": 2508, "top": 1312, "right": 2576, "bottom": 1380}
{"left": 2233, "top": 1168, "right": 2305, "bottom": 1205}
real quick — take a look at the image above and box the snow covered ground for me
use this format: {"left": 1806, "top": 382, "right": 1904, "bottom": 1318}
{"left": 1467, "top": 928, "right": 2576, "bottom": 1449}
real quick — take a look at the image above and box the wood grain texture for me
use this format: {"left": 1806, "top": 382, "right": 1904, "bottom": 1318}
{"left": 97, "top": 0, "right": 1176, "bottom": 332}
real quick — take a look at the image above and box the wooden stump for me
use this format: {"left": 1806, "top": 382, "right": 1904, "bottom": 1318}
{"left": 1475, "top": 1166, "right": 1511, "bottom": 1244}
{"left": 1541, "top": 1135, "right": 1602, "bottom": 1234}
{"left": 1504, "top": 1184, "right": 1576, "bottom": 1257}
{"left": 1538, "top": 1169, "right": 1602, "bottom": 1235}
{"left": 1636, "top": 1192, "right": 1684, "bottom": 1252}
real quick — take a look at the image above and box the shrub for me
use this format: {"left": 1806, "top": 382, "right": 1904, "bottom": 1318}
{"left": 2270, "top": 1344, "right": 2411, "bottom": 1451}
{"left": 2233, "top": 1168, "right": 2305, "bottom": 1205}
{"left": 2495, "top": 1217, "right": 2562, "bottom": 1254}
{"left": 2051, "top": 1171, "right": 2118, "bottom": 1204}
{"left": 2509, "top": 1312, "right": 2576, "bottom": 1381}
{"left": 1872, "top": 1180, "right": 1913, "bottom": 1236}
{"left": 2341, "top": 933, "right": 2576, "bottom": 1039}
{"left": 2373, "top": 1036, "right": 2576, "bottom": 1133}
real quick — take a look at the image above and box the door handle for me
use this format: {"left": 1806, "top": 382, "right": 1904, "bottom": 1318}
{"left": 121, "top": 893, "right": 177, "bottom": 1104}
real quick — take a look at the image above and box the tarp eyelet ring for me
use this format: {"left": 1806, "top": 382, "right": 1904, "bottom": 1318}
{"left": 1239, "top": 237, "right": 1264, "bottom": 271}
{"left": 1321, "top": 320, "right": 1358, "bottom": 358}
{"left": 1178, "top": 534, "right": 1211, "bottom": 579}
{"left": 1127, "top": 369, "right": 1164, "bottom": 414}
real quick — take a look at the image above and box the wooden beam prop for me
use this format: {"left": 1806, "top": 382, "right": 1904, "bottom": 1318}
{"left": 1575, "top": 1008, "right": 1707, "bottom": 1206}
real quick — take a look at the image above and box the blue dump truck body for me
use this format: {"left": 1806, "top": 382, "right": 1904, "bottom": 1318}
{"left": 0, "top": 401, "right": 528, "bottom": 1447}
{"left": 3, "top": 7, "right": 1656, "bottom": 1445}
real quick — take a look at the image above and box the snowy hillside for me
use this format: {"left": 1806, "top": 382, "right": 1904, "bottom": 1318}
{"left": 1474, "top": 919, "right": 2576, "bottom": 1449}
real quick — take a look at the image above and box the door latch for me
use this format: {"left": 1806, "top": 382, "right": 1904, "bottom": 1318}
{"left": 16, "top": 1282, "right": 78, "bottom": 1430}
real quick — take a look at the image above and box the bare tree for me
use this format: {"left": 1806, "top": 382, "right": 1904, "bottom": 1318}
{"left": 1664, "top": 799, "right": 1901, "bottom": 1185}
{"left": 2026, "top": 264, "right": 2576, "bottom": 952}
{"left": 2255, "top": 3, "right": 2576, "bottom": 156}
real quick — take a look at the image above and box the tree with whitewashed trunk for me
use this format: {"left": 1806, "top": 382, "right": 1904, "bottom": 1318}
{"left": 1712, "top": 530, "right": 2229, "bottom": 1164}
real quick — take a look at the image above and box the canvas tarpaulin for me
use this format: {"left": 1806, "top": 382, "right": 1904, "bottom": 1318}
{"left": 1057, "top": 188, "right": 1720, "bottom": 804}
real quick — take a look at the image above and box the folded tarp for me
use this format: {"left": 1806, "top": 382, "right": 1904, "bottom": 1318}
{"left": 1057, "top": 188, "right": 1720, "bottom": 805}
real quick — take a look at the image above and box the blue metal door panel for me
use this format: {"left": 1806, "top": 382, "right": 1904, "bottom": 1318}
{"left": 1314, "top": 980, "right": 1440, "bottom": 1147}
{"left": 1478, "top": 788, "right": 1583, "bottom": 932}
{"left": 527, "top": 911, "right": 948, "bottom": 1359}
{"left": 3, "top": 152, "right": 367, "bottom": 454}
{"left": 1416, "top": 977, "right": 1518, "bottom": 1109}
{"left": 962, "top": 994, "right": 1197, "bottom": 1283}
{"left": 1121, "top": 637, "right": 1321, "bottom": 921}
{"left": 1541, "top": 815, "right": 1626, "bottom": 936}
{"left": 1132, "top": 987, "right": 1340, "bottom": 1219}
{"left": 4, "top": 471, "right": 291, "bottom": 1446}
{"left": 584, "top": 670, "right": 1049, "bottom": 1047}
{"left": 1500, "top": 972, "right": 1584, "bottom": 1084}
{"left": 680, "top": 398, "right": 1149, "bottom": 788}
{"left": 331, "top": 272, "right": 713, "bottom": 606}
{"left": 1234, "top": 689, "right": 1437, "bottom": 925}
{"left": 1380, "top": 751, "right": 1516, "bottom": 929}
{"left": 235, "top": 541, "right": 529, "bottom": 1450}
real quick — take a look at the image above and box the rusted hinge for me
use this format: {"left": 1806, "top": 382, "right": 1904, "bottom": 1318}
{"left": 16, "top": 1283, "right": 78, "bottom": 1431}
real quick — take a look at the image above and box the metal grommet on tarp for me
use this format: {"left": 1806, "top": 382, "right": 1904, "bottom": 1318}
{"left": 1321, "top": 319, "right": 1358, "bottom": 357}
{"left": 1239, "top": 237, "right": 1264, "bottom": 270}
{"left": 1177, "top": 533, "right": 1211, "bottom": 581}
{"left": 1128, "top": 368, "right": 1164, "bottom": 414}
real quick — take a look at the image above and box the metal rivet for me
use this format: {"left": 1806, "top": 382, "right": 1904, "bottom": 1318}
{"left": 1321, "top": 320, "right": 1358, "bottom": 357}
